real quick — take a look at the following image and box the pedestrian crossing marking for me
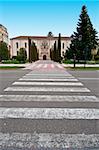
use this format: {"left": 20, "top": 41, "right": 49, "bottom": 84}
{"left": 0, "top": 132, "right": 99, "bottom": 148}
{"left": 56, "top": 64, "right": 63, "bottom": 69}
{"left": 24, "top": 63, "right": 65, "bottom": 70}
{"left": 36, "top": 64, "right": 42, "bottom": 68}
{"left": 51, "top": 64, "right": 54, "bottom": 68}
{"left": 0, "top": 108, "right": 99, "bottom": 119}
{"left": 0, "top": 95, "right": 98, "bottom": 102}
{"left": 25, "top": 73, "right": 73, "bottom": 77}
{"left": 12, "top": 81, "right": 83, "bottom": 86}
{"left": 4, "top": 87, "right": 90, "bottom": 92}
{"left": 43, "top": 64, "right": 48, "bottom": 68}
{"left": 19, "top": 78, "right": 78, "bottom": 81}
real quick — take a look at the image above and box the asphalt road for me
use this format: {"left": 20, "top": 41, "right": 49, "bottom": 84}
{"left": 68, "top": 70, "right": 99, "bottom": 98}
{"left": 0, "top": 60, "right": 99, "bottom": 150}
{"left": 0, "top": 68, "right": 99, "bottom": 98}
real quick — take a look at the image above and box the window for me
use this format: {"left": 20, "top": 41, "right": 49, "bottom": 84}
{"left": 62, "top": 51, "right": 64, "bottom": 56}
{"left": 25, "top": 42, "right": 27, "bottom": 48}
{"left": 16, "top": 42, "right": 18, "bottom": 48}
{"left": 63, "top": 43, "right": 64, "bottom": 49}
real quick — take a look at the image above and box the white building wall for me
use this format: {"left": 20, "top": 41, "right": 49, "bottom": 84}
{"left": 61, "top": 40, "right": 71, "bottom": 57}
{"left": 10, "top": 37, "right": 71, "bottom": 60}
{"left": 11, "top": 39, "right": 29, "bottom": 58}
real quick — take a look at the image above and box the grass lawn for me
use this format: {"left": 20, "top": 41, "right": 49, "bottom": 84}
{"left": 0, "top": 66, "right": 25, "bottom": 69}
{"left": 65, "top": 67, "right": 99, "bottom": 70}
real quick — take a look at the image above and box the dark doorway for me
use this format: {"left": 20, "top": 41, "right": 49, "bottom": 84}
{"left": 43, "top": 55, "right": 46, "bottom": 60}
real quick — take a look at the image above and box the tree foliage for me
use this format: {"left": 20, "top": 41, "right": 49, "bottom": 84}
{"left": 57, "top": 33, "right": 61, "bottom": 63}
{"left": 50, "top": 33, "right": 61, "bottom": 63}
{"left": 0, "top": 41, "right": 9, "bottom": 61}
{"left": 16, "top": 48, "right": 27, "bottom": 63}
{"left": 30, "top": 42, "right": 38, "bottom": 62}
{"left": 47, "top": 31, "right": 53, "bottom": 37}
{"left": 67, "top": 5, "right": 98, "bottom": 61}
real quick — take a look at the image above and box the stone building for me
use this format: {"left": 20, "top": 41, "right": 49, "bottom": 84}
{"left": 10, "top": 34, "right": 71, "bottom": 60}
{"left": 0, "top": 24, "right": 9, "bottom": 44}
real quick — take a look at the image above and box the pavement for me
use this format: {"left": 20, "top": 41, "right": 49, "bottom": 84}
{"left": 62, "top": 63, "right": 99, "bottom": 67}
{"left": 0, "top": 61, "right": 99, "bottom": 67}
{"left": 0, "top": 60, "right": 99, "bottom": 150}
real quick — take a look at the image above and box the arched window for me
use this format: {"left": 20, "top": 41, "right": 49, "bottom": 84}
{"left": 63, "top": 43, "right": 64, "bottom": 49}
{"left": 16, "top": 42, "right": 18, "bottom": 48}
{"left": 25, "top": 42, "right": 27, "bottom": 48}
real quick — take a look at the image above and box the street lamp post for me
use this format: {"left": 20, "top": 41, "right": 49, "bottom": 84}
{"left": 73, "top": 53, "right": 76, "bottom": 68}
{"left": 71, "top": 42, "right": 76, "bottom": 68}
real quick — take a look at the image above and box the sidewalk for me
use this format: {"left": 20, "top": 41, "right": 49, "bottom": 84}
{"left": 62, "top": 63, "right": 99, "bottom": 67}
{"left": 0, "top": 62, "right": 99, "bottom": 68}
{"left": 0, "top": 63, "right": 30, "bottom": 67}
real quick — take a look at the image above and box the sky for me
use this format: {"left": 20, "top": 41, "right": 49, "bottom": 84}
{"left": 0, "top": 0, "right": 99, "bottom": 38}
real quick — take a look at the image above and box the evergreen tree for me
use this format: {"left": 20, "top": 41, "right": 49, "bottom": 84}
{"left": 57, "top": 33, "right": 61, "bottom": 63}
{"left": 16, "top": 48, "right": 27, "bottom": 63}
{"left": 30, "top": 42, "right": 38, "bottom": 61}
{"left": 28, "top": 38, "right": 32, "bottom": 62}
{"left": 53, "top": 41, "right": 57, "bottom": 61}
{"left": 47, "top": 31, "right": 53, "bottom": 37}
{"left": 68, "top": 5, "right": 98, "bottom": 61}
{"left": 0, "top": 41, "right": 9, "bottom": 61}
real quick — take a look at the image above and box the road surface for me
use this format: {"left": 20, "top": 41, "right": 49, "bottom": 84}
{"left": 0, "top": 60, "right": 99, "bottom": 150}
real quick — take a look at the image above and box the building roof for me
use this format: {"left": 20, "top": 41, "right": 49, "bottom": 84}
{"left": 10, "top": 36, "right": 71, "bottom": 40}
{"left": 0, "top": 24, "right": 7, "bottom": 31}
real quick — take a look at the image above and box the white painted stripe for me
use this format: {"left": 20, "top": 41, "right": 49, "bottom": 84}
{"left": 13, "top": 81, "right": 83, "bottom": 86}
{"left": 0, "top": 133, "right": 99, "bottom": 148}
{"left": 23, "top": 63, "right": 36, "bottom": 69}
{"left": 0, "top": 108, "right": 99, "bottom": 119}
{"left": 25, "top": 73, "right": 73, "bottom": 76}
{"left": 0, "top": 95, "right": 98, "bottom": 102}
{"left": 43, "top": 64, "right": 47, "bottom": 68}
{"left": 36, "top": 64, "right": 42, "bottom": 68}
{"left": 23, "top": 76, "right": 75, "bottom": 79}
{"left": 4, "top": 87, "right": 90, "bottom": 92}
{"left": 56, "top": 64, "right": 63, "bottom": 69}
{"left": 51, "top": 64, "right": 54, "bottom": 68}
{"left": 19, "top": 78, "right": 78, "bottom": 81}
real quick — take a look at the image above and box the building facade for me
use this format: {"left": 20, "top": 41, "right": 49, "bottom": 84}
{"left": 10, "top": 35, "right": 71, "bottom": 60}
{"left": 0, "top": 24, "right": 9, "bottom": 44}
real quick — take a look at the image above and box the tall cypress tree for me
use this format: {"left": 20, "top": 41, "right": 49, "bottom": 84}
{"left": 28, "top": 38, "right": 32, "bottom": 62}
{"left": 58, "top": 33, "right": 61, "bottom": 63}
{"left": 68, "top": 5, "right": 98, "bottom": 61}
{"left": 53, "top": 41, "right": 57, "bottom": 61}
{"left": 30, "top": 42, "right": 38, "bottom": 62}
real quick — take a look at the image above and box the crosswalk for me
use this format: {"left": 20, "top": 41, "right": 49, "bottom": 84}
{"left": 24, "top": 62, "right": 64, "bottom": 70}
{"left": 0, "top": 61, "right": 99, "bottom": 149}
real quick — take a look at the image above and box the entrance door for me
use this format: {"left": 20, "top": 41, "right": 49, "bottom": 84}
{"left": 43, "top": 55, "right": 46, "bottom": 60}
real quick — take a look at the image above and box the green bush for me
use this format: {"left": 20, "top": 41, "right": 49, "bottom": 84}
{"left": 16, "top": 48, "right": 27, "bottom": 63}
{"left": 95, "top": 60, "right": 99, "bottom": 64}
{"left": 63, "top": 59, "right": 74, "bottom": 64}
{"left": 87, "top": 60, "right": 96, "bottom": 64}
{"left": 95, "top": 55, "right": 99, "bottom": 61}
{"left": 2, "top": 59, "right": 20, "bottom": 64}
